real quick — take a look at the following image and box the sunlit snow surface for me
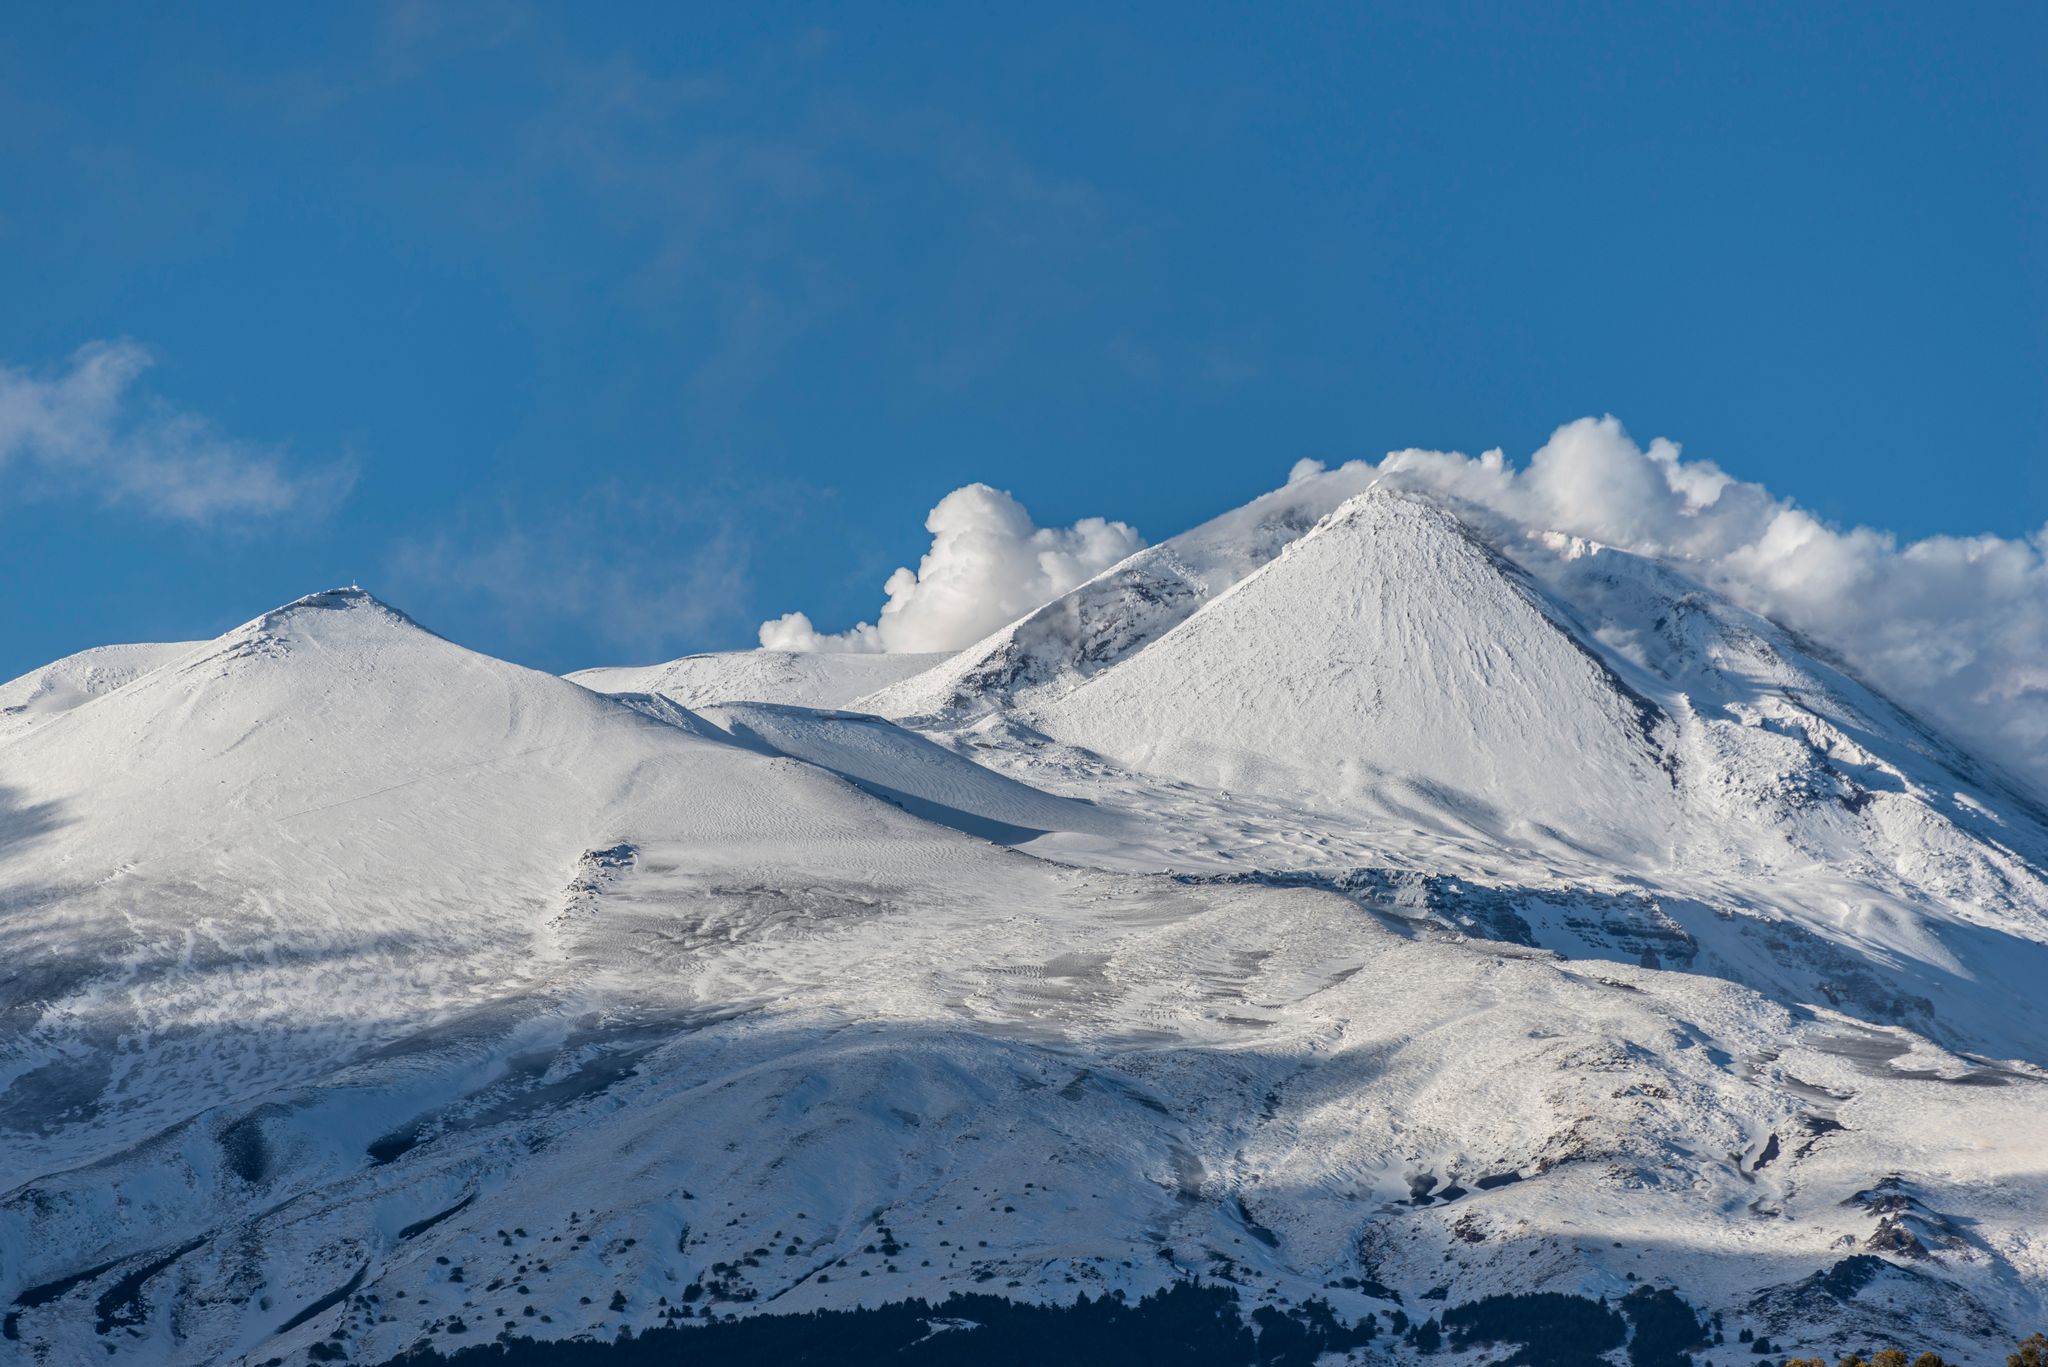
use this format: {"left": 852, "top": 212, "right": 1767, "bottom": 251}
{"left": 3, "top": 484, "right": 2046, "bottom": 1365}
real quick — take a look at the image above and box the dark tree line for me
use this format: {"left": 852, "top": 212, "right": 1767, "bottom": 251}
{"left": 364, "top": 1286, "right": 2047, "bottom": 1367}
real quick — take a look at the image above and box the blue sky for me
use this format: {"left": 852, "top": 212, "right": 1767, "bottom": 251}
{"left": 2, "top": 3, "right": 2043, "bottom": 680}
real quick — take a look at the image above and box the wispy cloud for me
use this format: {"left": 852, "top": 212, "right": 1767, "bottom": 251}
{"left": 384, "top": 483, "right": 756, "bottom": 663}
{"left": 234, "top": 22, "right": 1147, "bottom": 413}
{"left": 0, "top": 340, "right": 355, "bottom": 523}
{"left": 232, "top": 0, "right": 536, "bottom": 115}
{"left": 485, "top": 47, "right": 1129, "bottom": 408}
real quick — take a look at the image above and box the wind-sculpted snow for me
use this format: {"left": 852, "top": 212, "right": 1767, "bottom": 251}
{"left": 3, "top": 477, "right": 2047, "bottom": 1365}
{"left": 0, "top": 639, "right": 203, "bottom": 743}
{"left": 569, "top": 649, "right": 947, "bottom": 712}
{"left": 691, "top": 703, "right": 1124, "bottom": 843}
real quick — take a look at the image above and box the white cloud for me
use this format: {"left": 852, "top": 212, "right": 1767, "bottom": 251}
{"left": 0, "top": 340, "right": 353, "bottom": 522}
{"left": 759, "top": 482, "right": 1143, "bottom": 654}
{"left": 1356, "top": 416, "right": 2048, "bottom": 794}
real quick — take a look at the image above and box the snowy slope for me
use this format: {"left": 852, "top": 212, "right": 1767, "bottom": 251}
{"left": 570, "top": 649, "right": 948, "bottom": 710}
{"left": 693, "top": 702, "right": 1123, "bottom": 842}
{"left": 1035, "top": 486, "right": 1678, "bottom": 863}
{"left": 0, "top": 639, "right": 203, "bottom": 743}
{"left": 0, "top": 590, "right": 1009, "bottom": 1179}
{"left": 4, "top": 476, "right": 2048, "bottom": 1367}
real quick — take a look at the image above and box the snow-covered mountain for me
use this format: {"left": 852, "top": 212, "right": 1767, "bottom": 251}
{"left": 4, "top": 480, "right": 2046, "bottom": 1366}
{"left": 1036, "top": 488, "right": 1678, "bottom": 860}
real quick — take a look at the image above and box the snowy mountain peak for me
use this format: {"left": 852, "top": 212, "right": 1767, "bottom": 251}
{"left": 1034, "top": 477, "right": 1677, "bottom": 860}
{"left": 229, "top": 585, "right": 434, "bottom": 645}
{"left": 1317, "top": 475, "right": 1413, "bottom": 520}
{"left": 1298, "top": 478, "right": 1531, "bottom": 574}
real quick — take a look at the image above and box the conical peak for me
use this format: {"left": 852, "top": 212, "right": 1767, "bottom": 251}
{"left": 1280, "top": 480, "right": 1509, "bottom": 582}
{"left": 231, "top": 586, "right": 435, "bottom": 645}
{"left": 1033, "top": 469, "right": 1678, "bottom": 851}
{"left": 281, "top": 585, "right": 380, "bottom": 611}
{"left": 1322, "top": 478, "right": 1478, "bottom": 532}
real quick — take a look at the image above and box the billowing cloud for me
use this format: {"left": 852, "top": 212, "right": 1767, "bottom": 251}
{"left": 760, "top": 482, "right": 1143, "bottom": 653}
{"left": 0, "top": 340, "right": 353, "bottom": 522}
{"left": 1356, "top": 417, "right": 2048, "bottom": 794}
